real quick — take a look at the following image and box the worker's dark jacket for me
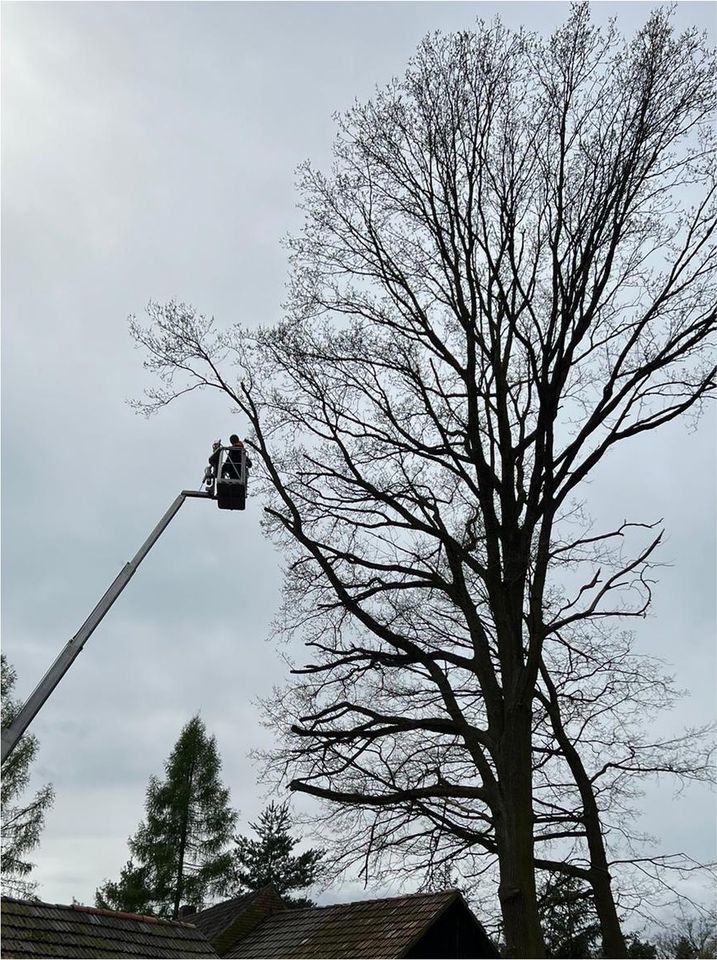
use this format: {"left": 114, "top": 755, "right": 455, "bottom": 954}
{"left": 208, "top": 448, "right": 221, "bottom": 474}
{"left": 222, "top": 447, "right": 252, "bottom": 479}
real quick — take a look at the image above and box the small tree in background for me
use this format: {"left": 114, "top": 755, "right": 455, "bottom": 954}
{"left": 654, "top": 910, "right": 717, "bottom": 959}
{"left": 233, "top": 801, "right": 324, "bottom": 908}
{"left": 537, "top": 873, "right": 659, "bottom": 959}
{"left": 96, "top": 714, "right": 237, "bottom": 918}
{"left": 537, "top": 874, "right": 601, "bottom": 959}
{"left": 626, "top": 936, "right": 659, "bottom": 959}
{"left": 1, "top": 654, "right": 55, "bottom": 899}
{"left": 95, "top": 860, "right": 153, "bottom": 916}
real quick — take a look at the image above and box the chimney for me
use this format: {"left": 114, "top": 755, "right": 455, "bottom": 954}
{"left": 177, "top": 905, "right": 197, "bottom": 920}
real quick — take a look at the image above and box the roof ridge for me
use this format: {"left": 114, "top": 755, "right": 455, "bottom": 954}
{"left": 71, "top": 902, "right": 198, "bottom": 926}
{"left": 192, "top": 889, "right": 259, "bottom": 916}
{"left": 1, "top": 897, "right": 197, "bottom": 928}
{"left": 278, "top": 886, "right": 459, "bottom": 915}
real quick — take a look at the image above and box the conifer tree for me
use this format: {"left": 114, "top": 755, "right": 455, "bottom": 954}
{"left": 233, "top": 801, "right": 324, "bottom": 908}
{"left": 95, "top": 860, "right": 153, "bottom": 916}
{"left": 537, "top": 874, "right": 601, "bottom": 959}
{"left": 1, "top": 654, "right": 55, "bottom": 898}
{"left": 537, "top": 874, "right": 658, "bottom": 959}
{"left": 96, "top": 714, "right": 236, "bottom": 918}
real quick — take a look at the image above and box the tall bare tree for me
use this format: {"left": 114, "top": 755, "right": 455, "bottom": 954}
{"left": 131, "top": 8, "right": 716, "bottom": 956}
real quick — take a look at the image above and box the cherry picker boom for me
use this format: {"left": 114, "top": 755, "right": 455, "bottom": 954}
{"left": 0, "top": 445, "right": 249, "bottom": 765}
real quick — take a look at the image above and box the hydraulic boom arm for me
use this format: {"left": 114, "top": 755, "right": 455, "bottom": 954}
{"left": 1, "top": 489, "right": 211, "bottom": 764}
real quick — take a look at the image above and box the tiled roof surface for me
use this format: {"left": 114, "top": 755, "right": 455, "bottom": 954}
{"left": 1, "top": 897, "right": 218, "bottom": 959}
{"left": 190, "top": 892, "right": 259, "bottom": 942}
{"left": 191, "top": 886, "right": 286, "bottom": 957}
{"left": 225, "top": 888, "right": 460, "bottom": 959}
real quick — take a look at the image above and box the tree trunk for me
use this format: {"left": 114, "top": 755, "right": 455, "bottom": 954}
{"left": 496, "top": 703, "right": 545, "bottom": 959}
{"left": 579, "top": 771, "right": 627, "bottom": 958}
{"left": 539, "top": 667, "right": 627, "bottom": 958}
{"left": 590, "top": 865, "right": 627, "bottom": 959}
{"left": 577, "top": 759, "right": 626, "bottom": 958}
{"left": 172, "top": 756, "right": 196, "bottom": 920}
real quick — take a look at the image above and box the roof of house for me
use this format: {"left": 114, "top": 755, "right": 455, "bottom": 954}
{"left": 190, "top": 891, "right": 260, "bottom": 942}
{"left": 0, "top": 897, "right": 219, "bottom": 959}
{"left": 223, "top": 888, "right": 478, "bottom": 959}
{"left": 190, "top": 886, "right": 286, "bottom": 957}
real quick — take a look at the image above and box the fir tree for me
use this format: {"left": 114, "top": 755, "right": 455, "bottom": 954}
{"left": 1, "top": 654, "right": 55, "bottom": 899}
{"left": 626, "top": 936, "right": 658, "bottom": 959}
{"left": 536, "top": 872, "right": 658, "bottom": 958}
{"left": 537, "top": 873, "right": 601, "bottom": 958}
{"left": 233, "top": 801, "right": 324, "bottom": 908}
{"left": 95, "top": 860, "right": 153, "bottom": 916}
{"left": 96, "top": 714, "right": 237, "bottom": 918}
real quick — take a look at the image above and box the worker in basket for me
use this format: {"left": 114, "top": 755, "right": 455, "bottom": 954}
{"left": 222, "top": 434, "right": 253, "bottom": 478}
{"left": 205, "top": 440, "right": 222, "bottom": 488}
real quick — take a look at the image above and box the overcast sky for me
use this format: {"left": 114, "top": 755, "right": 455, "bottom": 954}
{"left": 2, "top": 0, "right": 715, "bottom": 918}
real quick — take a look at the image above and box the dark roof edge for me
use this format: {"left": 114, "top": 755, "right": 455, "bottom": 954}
{"left": 191, "top": 891, "right": 257, "bottom": 928}
{"left": 399, "top": 889, "right": 498, "bottom": 958}
{"left": 396, "top": 888, "right": 461, "bottom": 956}
{"left": 192, "top": 886, "right": 273, "bottom": 935}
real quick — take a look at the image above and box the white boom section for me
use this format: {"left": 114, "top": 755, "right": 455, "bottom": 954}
{"left": 1, "top": 489, "right": 211, "bottom": 765}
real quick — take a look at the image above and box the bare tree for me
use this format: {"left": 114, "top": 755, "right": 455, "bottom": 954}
{"left": 256, "top": 624, "right": 714, "bottom": 954}
{"left": 654, "top": 907, "right": 717, "bottom": 958}
{"left": 535, "top": 626, "right": 715, "bottom": 939}
{"left": 130, "top": 8, "right": 716, "bottom": 956}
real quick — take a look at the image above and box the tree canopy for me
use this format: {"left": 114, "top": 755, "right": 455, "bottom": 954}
{"left": 96, "top": 715, "right": 236, "bottom": 918}
{"left": 1, "top": 654, "right": 55, "bottom": 899}
{"left": 233, "top": 801, "right": 324, "bottom": 908}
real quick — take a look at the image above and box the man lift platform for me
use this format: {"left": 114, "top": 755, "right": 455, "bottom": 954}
{"left": 204, "top": 437, "right": 251, "bottom": 511}
{"left": 0, "top": 441, "right": 251, "bottom": 765}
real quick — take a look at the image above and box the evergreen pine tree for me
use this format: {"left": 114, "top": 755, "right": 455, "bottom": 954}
{"left": 96, "top": 714, "right": 237, "bottom": 918}
{"left": 233, "top": 801, "right": 324, "bottom": 908}
{"left": 536, "top": 872, "right": 659, "bottom": 958}
{"left": 1, "top": 654, "right": 55, "bottom": 898}
{"left": 625, "top": 935, "right": 658, "bottom": 958}
{"left": 95, "top": 860, "right": 153, "bottom": 916}
{"left": 537, "top": 873, "right": 601, "bottom": 958}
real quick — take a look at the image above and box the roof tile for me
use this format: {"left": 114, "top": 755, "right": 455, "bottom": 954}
{"left": 1, "top": 897, "right": 218, "bottom": 959}
{"left": 225, "top": 889, "right": 460, "bottom": 959}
